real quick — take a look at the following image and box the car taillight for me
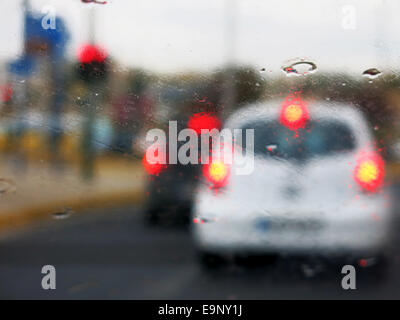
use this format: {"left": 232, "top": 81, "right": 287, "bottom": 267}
{"left": 203, "top": 160, "right": 229, "bottom": 188}
{"left": 142, "top": 146, "right": 167, "bottom": 175}
{"left": 187, "top": 112, "right": 221, "bottom": 134}
{"left": 280, "top": 96, "right": 309, "bottom": 130}
{"left": 354, "top": 152, "right": 385, "bottom": 193}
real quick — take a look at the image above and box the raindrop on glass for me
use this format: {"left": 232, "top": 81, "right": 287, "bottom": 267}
{"left": 282, "top": 60, "right": 317, "bottom": 77}
{"left": 266, "top": 144, "right": 278, "bottom": 152}
{"left": 0, "top": 178, "right": 16, "bottom": 195}
{"left": 52, "top": 208, "right": 73, "bottom": 220}
{"left": 362, "top": 68, "right": 382, "bottom": 80}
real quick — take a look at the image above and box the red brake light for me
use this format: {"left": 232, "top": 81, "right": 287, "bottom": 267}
{"left": 280, "top": 96, "right": 309, "bottom": 130}
{"left": 187, "top": 112, "right": 221, "bottom": 134}
{"left": 354, "top": 152, "right": 385, "bottom": 193}
{"left": 142, "top": 146, "right": 167, "bottom": 175}
{"left": 203, "top": 160, "right": 229, "bottom": 188}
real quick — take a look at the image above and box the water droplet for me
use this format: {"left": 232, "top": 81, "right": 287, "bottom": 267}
{"left": 282, "top": 60, "right": 317, "bottom": 77}
{"left": 301, "top": 263, "right": 324, "bottom": 278}
{"left": 363, "top": 68, "right": 382, "bottom": 79}
{"left": 342, "top": 83, "right": 347, "bottom": 86}
{"left": 81, "top": 0, "right": 108, "bottom": 5}
{"left": 301, "top": 264, "right": 316, "bottom": 278}
{"left": 266, "top": 144, "right": 278, "bottom": 152}
{"left": 358, "top": 257, "right": 377, "bottom": 267}
{"left": 52, "top": 208, "right": 73, "bottom": 220}
{"left": 0, "top": 178, "right": 16, "bottom": 195}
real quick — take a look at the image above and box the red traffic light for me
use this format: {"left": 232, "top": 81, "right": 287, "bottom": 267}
{"left": 77, "top": 44, "right": 107, "bottom": 64}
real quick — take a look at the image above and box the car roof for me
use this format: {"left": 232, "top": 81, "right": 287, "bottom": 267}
{"left": 224, "top": 100, "right": 374, "bottom": 147}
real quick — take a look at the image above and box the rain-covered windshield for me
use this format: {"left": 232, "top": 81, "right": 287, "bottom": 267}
{"left": 1, "top": 0, "right": 400, "bottom": 303}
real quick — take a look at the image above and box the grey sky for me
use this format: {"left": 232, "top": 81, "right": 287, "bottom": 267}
{"left": 0, "top": 0, "right": 399, "bottom": 74}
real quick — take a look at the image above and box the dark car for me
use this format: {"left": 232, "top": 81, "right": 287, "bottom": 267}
{"left": 144, "top": 160, "right": 200, "bottom": 225}
{"left": 143, "top": 111, "right": 220, "bottom": 226}
{"left": 142, "top": 115, "right": 200, "bottom": 226}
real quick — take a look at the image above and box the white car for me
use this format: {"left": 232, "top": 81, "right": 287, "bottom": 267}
{"left": 191, "top": 99, "right": 393, "bottom": 268}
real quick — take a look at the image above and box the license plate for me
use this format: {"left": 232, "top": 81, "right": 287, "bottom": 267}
{"left": 254, "top": 217, "right": 323, "bottom": 232}
{"left": 254, "top": 218, "right": 270, "bottom": 232}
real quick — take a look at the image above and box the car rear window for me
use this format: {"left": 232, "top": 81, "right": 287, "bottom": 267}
{"left": 240, "top": 120, "right": 356, "bottom": 161}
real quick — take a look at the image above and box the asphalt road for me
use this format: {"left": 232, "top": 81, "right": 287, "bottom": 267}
{"left": 1, "top": 199, "right": 400, "bottom": 299}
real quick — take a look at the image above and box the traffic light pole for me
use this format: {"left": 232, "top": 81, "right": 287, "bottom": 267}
{"left": 48, "top": 58, "right": 66, "bottom": 167}
{"left": 80, "top": 82, "right": 101, "bottom": 180}
{"left": 221, "top": 0, "right": 237, "bottom": 120}
{"left": 10, "top": 0, "right": 30, "bottom": 171}
{"left": 80, "top": 4, "right": 100, "bottom": 180}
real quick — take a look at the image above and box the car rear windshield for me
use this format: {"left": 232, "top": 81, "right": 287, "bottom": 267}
{"left": 240, "top": 120, "right": 356, "bottom": 161}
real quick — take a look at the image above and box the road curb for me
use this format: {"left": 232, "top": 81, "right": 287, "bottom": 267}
{"left": 5, "top": 160, "right": 397, "bottom": 233}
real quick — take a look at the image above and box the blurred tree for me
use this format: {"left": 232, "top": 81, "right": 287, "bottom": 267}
{"left": 233, "top": 66, "right": 266, "bottom": 105}
{"left": 213, "top": 65, "right": 266, "bottom": 111}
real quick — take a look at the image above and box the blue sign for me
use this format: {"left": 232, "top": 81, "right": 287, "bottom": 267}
{"left": 8, "top": 11, "right": 70, "bottom": 76}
